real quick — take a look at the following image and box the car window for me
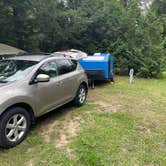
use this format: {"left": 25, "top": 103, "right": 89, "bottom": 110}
{"left": 56, "top": 59, "right": 77, "bottom": 75}
{"left": 0, "top": 60, "right": 37, "bottom": 82}
{"left": 37, "top": 61, "right": 58, "bottom": 78}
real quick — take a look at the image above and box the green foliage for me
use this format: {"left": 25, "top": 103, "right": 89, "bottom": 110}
{"left": 0, "top": 0, "right": 165, "bottom": 77}
{"left": 151, "top": 0, "right": 166, "bottom": 72}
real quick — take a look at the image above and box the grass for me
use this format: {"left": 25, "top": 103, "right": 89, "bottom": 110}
{"left": 0, "top": 76, "right": 165, "bottom": 166}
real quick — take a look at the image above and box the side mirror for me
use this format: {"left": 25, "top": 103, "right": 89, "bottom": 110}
{"left": 36, "top": 74, "right": 50, "bottom": 83}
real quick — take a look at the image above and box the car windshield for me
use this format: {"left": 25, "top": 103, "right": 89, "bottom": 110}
{"left": 0, "top": 60, "right": 37, "bottom": 83}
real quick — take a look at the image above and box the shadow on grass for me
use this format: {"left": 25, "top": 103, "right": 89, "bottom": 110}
{"left": 0, "top": 103, "right": 75, "bottom": 151}
{"left": 31, "top": 102, "right": 75, "bottom": 131}
{"left": 89, "top": 80, "right": 111, "bottom": 89}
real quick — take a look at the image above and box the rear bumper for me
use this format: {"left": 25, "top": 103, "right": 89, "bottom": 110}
{"left": 85, "top": 70, "right": 104, "bottom": 80}
{"left": 85, "top": 70, "right": 114, "bottom": 81}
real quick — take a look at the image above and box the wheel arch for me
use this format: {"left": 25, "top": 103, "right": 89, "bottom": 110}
{"left": 0, "top": 103, "right": 35, "bottom": 124}
{"left": 80, "top": 81, "right": 88, "bottom": 93}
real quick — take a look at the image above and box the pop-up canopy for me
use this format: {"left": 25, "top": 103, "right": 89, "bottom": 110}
{"left": 0, "top": 43, "right": 26, "bottom": 57}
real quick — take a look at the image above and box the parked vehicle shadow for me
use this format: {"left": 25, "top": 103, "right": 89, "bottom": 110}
{"left": 31, "top": 102, "right": 75, "bottom": 131}
{"left": 0, "top": 103, "right": 77, "bottom": 150}
{"left": 32, "top": 81, "right": 111, "bottom": 131}
{"left": 89, "top": 80, "right": 112, "bottom": 89}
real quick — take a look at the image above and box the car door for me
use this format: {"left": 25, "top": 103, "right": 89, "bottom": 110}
{"left": 55, "top": 59, "right": 78, "bottom": 103}
{"left": 31, "top": 60, "right": 66, "bottom": 115}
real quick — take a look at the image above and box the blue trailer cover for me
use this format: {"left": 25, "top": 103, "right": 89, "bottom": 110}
{"left": 79, "top": 53, "right": 114, "bottom": 80}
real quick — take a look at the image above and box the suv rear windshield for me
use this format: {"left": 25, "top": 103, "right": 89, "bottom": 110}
{"left": 0, "top": 60, "right": 37, "bottom": 82}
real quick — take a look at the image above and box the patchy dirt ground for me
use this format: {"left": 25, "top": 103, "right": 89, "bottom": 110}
{"left": 0, "top": 77, "right": 165, "bottom": 166}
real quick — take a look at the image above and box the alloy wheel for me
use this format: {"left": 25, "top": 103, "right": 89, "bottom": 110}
{"left": 5, "top": 114, "right": 27, "bottom": 142}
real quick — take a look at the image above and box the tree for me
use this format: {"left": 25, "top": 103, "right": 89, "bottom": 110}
{"left": 0, "top": 0, "right": 164, "bottom": 77}
{"left": 151, "top": 0, "right": 166, "bottom": 71}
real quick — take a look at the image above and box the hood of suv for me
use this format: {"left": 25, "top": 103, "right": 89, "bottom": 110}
{"left": 0, "top": 81, "right": 17, "bottom": 89}
{"left": 0, "top": 83, "right": 9, "bottom": 87}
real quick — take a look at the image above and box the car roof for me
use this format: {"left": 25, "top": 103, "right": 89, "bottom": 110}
{"left": 7, "top": 54, "right": 72, "bottom": 62}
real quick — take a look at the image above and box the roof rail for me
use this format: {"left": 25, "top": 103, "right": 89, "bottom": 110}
{"left": 23, "top": 52, "right": 51, "bottom": 55}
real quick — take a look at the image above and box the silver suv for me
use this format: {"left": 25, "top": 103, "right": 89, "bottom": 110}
{"left": 0, "top": 55, "right": 88, "bottom": 148}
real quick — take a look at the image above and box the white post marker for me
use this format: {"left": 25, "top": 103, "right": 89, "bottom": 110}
{"left": 129, "top": 68, "right": 134, "bottom": 84}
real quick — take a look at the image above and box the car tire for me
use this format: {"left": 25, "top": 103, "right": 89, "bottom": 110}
{"left": 74, "top": 84, "right": 87, "bottom": 107}
{"left": 0, "top": 107, "right": 30, "bottom": 148}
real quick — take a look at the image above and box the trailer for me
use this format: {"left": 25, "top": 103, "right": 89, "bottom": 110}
{"left": 79, "top": 53, "right": 114, "bottom": 87}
